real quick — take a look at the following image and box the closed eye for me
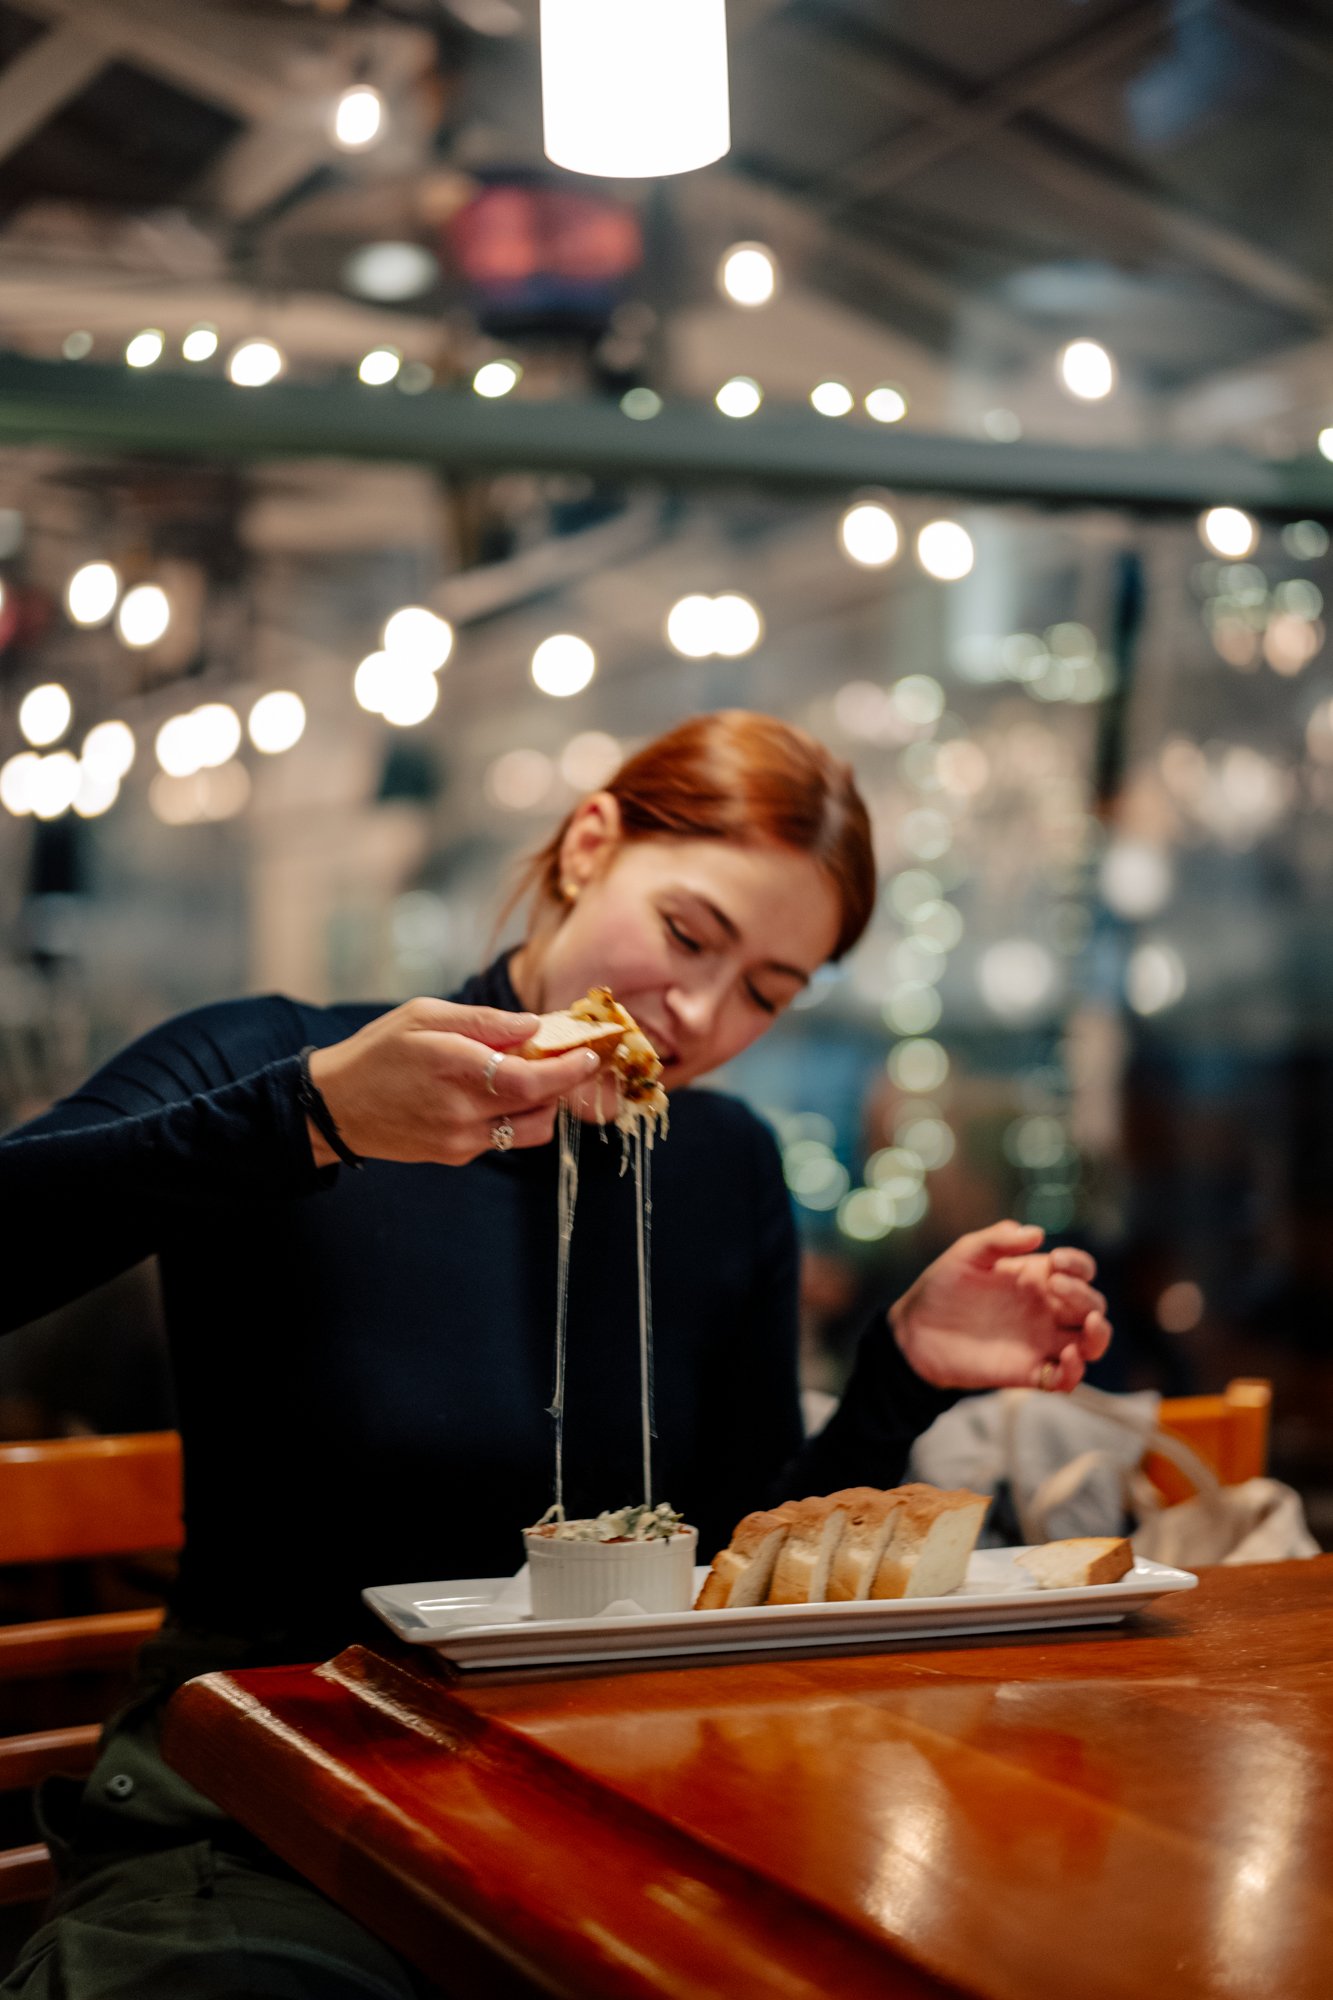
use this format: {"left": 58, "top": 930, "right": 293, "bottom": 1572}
{"left": 746, "top": 984, "right": 779, "bottom": 1015}
{"left": 664, "top": 915, "right": 703, "bottom": 954}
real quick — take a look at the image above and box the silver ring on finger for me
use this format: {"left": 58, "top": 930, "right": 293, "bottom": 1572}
{"left": 1037, "top": 1358, "right": 1060, "bottom": 1392}
{"left": 490, "top": 1116, "right": 516, "bottom": 1153}
{"left": 482, "top": 1050, "right": 507, "bottom": 1096}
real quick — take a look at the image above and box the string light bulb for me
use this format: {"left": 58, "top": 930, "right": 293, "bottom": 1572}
{"left": 718, "top": 242, "right": 777, "bottom": 307}
{"left": 125, "top": 330, "right": 164, "bottom": 369}
{"left": 333, "top": 84, "right": 384, "bottom": 150}
{"left": 865, "top": 385, "right": 907, "bottom": 424}
{"left": 182, "top": 325, "right": 219, "bottom": 362}
{"left": 811, "top": 380, "right": 854, "bottom": 418}
{"left": 358, "top": 347, "right": 401, "bottom": 386}
{"left": 715, "top": 375, "right": 762, "bottom": 419}
{"left": 1058, "top": 339, "right": 1116, "bottom": 401}
{"left": 66, "top": 561, "right": 119, "bottom": 626}
{"left": 81, "top": 720, "right": 136, "bottom": 780}
{"left": 472, "top": 359, "right": 521, "bottom": 399}
{"left": 1199, "top": 507, "right": 1258, "bottom": 559}
{"left": 916, "top": 520, "right": 975, "bottom": 581}
{"left": 840, "top": 500, "right": 900, "bottom": 568}
{"left": 248, "top": 692, "right": 306, "bottom": 754}
{"left": 116, "top": 583, "right": 171, "bottom": 648}
{"left": 227, "top": 340, "right": 284, "bottom": 388}
{"left": 19, "top": 684, "right": 72, "bottom": 748}
{"left": 532, "top": 634, "right": 596, "bottom": 697}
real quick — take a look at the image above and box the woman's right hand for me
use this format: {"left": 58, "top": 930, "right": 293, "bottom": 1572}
{"left": 305, "top": 999, "right": 604, "bottom": 1167}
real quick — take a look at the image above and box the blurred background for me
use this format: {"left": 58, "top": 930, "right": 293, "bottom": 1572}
{"left": 3, "top": 0, "right": 1333, "bottom": 1535}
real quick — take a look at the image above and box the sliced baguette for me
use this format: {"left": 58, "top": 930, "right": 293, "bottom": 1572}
{"left": 870, "top": 1486, "right": 990, "bottom": 1601}
{"left": 694, "top": 1507, "right": 792, "bottom": 1610}
{"left": 767, "top": 1497, "right": 849, "bottom": 1606}
{"left": 516, "top": 1013, "right": 625, "bottom": 1062}
{"left": 1016, "top": 1537, "right": 1133, "bottom": 1590}
{"left": 825, "top": 1488, "right": 903, "bottom": 1602}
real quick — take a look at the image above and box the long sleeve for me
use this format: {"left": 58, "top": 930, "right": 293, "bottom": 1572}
{"left": 693, "top": 1108, "right": 963, "bottom": 1539}
{"left": 688, "top": 1109, "right": 805, "bottom": 1550}
{"left": 776, "top": 1309, "right": 961, "bottom": 1499}
{"left": 0, "top": 996, "right": 336, "bottom": 1335}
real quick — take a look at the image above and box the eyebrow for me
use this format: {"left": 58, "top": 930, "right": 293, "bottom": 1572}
{"left": 681, "top": 891, "right": 811, "bottom": 986}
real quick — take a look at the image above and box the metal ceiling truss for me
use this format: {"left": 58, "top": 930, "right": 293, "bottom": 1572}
{"left": 2, "top": 353, "right": 1331, "bottom": 519}
{"left": 774, "top": 0, "right": 1333, "bottom": 327}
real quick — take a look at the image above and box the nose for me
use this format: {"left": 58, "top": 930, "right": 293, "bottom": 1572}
{"left": 665, "top": 978, "right": 720, "bottom": 1046}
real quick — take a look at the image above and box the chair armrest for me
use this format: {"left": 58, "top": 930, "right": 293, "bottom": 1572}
{"left": 0, "top": 1725, "right": 101, "bottom": 1794}
{"left": 0, "top": 1842, "right": 55, "bottom": 1909}
{"left": 0, "top": 1607, "right": 164, "bottom": 1681}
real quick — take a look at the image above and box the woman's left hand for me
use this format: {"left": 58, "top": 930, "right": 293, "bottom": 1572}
{"left": 890, "top": 1220, "right": 1112, "bottom": 1394}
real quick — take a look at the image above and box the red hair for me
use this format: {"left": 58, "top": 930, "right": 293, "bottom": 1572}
{"left": 523, "top": 711, "right": 875, "bottom": 960}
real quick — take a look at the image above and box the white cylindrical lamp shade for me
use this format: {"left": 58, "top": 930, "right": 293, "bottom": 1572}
{"left": 540, "top": 0, "right": 730, "bottom": 179}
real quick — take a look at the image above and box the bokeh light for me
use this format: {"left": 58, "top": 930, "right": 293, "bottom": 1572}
{"left": 248, "top": 692, "right": 306, "bottom": 754}
{"left": 19, "top": 684, "right": 72, "bottom": 748}
{"left": 718, "top": 242, "right": 778, "bottom": 307}
{"left": 839, "top": 501, "right": 900, "bottom": 568}
{"left": 66, "top": 561, "right": 119, "bottom": 626}
{"left": 715, "top": 375, "right": 762, "bottom": 418}
{"left": 1058, "top": 339, "right": 1115, "bottom": 400}
{"left": 916, "top": 520, "right": 974, "bottom": 580}
{"left": 532, "top": 634, "right": 596, "bottom": 697}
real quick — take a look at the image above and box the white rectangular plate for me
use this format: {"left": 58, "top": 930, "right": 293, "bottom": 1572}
{"left": 363, "top": 1548, "right": 1197, "bottom": 1672}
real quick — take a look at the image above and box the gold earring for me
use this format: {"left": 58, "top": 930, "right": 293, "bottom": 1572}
{"left": 561, "top": 881, "right": 580, "bottom": 903}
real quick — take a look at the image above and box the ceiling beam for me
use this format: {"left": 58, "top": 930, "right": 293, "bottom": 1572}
{"left": 20, "top": 0, "right": 435, "bottom": 224}
{"left": 794, "top": 6, "right": 1333, "bottom": 326}
{"left": 721, "top": 158, "right": 1041, "bottom": 362}
{"left": 2, "top": 353, "right": 1331, "bottom": 517}
{"left": 826, "top": 0, "right": 1177, "bottom": 208}
{"left": 1222, "top": 0, "right": 1333, "bottom": 85}
{"left": 20, "top": 0, "right": 293, "bottom": 121}
{"left": 0, "top": 22, "right": 106, "bottom": 164}
{"left": 198, "top": 23, "right": 437, "bottom": 223}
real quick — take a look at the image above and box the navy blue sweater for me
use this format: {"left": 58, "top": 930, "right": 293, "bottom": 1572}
{"left": 2, "top": 956, "right": 954, "bottom": 1659}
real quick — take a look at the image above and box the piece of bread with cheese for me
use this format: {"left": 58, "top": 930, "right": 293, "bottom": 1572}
{"left": 1016, "top": 1537, "right": 1133, "bottom": 1589}
{"left": 869, "top": 1485, "right": 990, "bottom": 1600}
{"left": 522, "top": 986, "right": 668, "bottom": 1131}
{"left": 694, "top": 1507, "right": 792, "bottom": 1610}
{"left": 516, "top": 1012, "right": 625, "bottom": 1063}
{"left": 767, "top": 1496, "right": 849, "bottom": 1606}
{"left": 824, "top": 1488, "right": 903, "bottom": 1602}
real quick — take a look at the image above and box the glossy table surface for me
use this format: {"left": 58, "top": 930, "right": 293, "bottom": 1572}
{"left": 161, "top": 1559, "right": 1333, "bottom": 2000}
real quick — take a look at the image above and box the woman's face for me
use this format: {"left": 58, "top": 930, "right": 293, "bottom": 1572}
{"left": 519, "top": 801, "right": 844, "bottom": 1091}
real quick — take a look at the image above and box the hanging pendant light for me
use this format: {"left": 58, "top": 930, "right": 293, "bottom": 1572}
{"left": 540, "top": 0, "right": 731, "bottom": 179}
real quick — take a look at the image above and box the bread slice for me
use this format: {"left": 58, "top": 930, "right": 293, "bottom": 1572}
{"left": 767, "top": 1497, "right": 849, "bottom": 1606}
{"left": 517, "top": 1012, "right": 625, "bottom": 1062}
{"left": 825, "top": 1488, "right": 902, "bottom": 1602}
{"left": 1016, "top": 1537, "right": 1133, "bottom": 1590}
{"left": 694, "top": 1507, "right": 792, "bottom": 1610}
{"left": 870, "top": 1486, "right": 990, "bottom": 1601}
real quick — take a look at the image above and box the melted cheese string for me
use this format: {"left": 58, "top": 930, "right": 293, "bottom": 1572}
{"left": 632, "top": 1118, "right": 656, "bottom": 1507}
{"left": 547, "top": 1048, "right": 665, "bottom": 1519}
{"left": 547, "top": 1099, "right": 582, "bottom": 1520}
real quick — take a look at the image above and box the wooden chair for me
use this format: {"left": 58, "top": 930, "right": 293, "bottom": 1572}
{"left": 0, "top": 1432, "right": 183, "bottom": 1910}
{"left": 1144, "top": 1378, "right": 1271, "bottom": 1506}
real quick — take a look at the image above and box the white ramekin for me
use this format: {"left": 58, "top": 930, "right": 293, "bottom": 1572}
{"left": 523, "top": 1526, "right": 698, "bottom": 1620}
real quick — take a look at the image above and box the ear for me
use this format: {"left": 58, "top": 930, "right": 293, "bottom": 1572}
{"left": 557, "top": 791, "right": 623, "bottom": 894}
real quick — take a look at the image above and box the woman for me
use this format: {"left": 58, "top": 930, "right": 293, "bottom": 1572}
{"left": 1, "top": 710, "right": 1110, "bottom": 2000}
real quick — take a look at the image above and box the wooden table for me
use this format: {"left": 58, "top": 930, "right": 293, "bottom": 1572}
{"left": 161, "top": 1560, "right": 1333, "bottom": 2000}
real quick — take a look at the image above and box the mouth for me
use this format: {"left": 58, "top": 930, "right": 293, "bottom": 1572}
{"left": 640, "top": 1028, "right": 679, "bottom": 1067}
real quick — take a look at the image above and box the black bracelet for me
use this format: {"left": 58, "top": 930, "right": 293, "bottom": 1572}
{"left": 296, "top": 1045, "right": 364, "bottom": 1171}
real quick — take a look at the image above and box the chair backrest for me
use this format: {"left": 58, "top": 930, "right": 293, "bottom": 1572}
{"left": 0, "top": 1431, "right": 183, "bottom": 1566}
{"left": 1143, "top": 1378, "right": 1271, "bottom": 1507}
{"left": 0, "top": 1432, "right": 184, "bottom": 1916}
